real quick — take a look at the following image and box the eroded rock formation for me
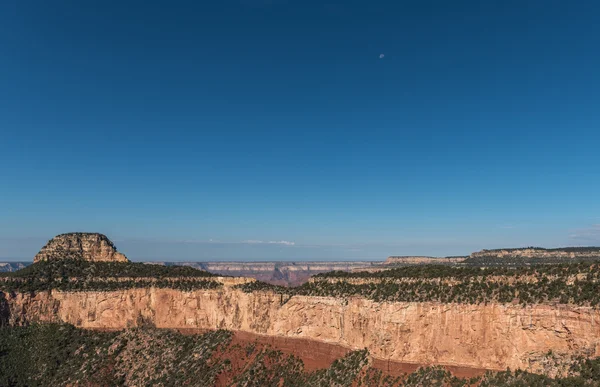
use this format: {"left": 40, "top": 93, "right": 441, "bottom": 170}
{"left": 33, "top": 233, "right": 128, "bottom": 263}
{"left": 168, "top": 261, "right": 377, "bottom": 286}
{"left": 2, "top": 286, "right": 599, "bottom": 374}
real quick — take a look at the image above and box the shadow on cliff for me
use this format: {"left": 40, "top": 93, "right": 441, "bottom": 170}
{"left": 0, "top": 292, "right": 11, "bottom": 326}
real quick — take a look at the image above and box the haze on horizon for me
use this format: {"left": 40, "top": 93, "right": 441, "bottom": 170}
{"left": 1, "top": 1, "right": 599, "bottom": 261}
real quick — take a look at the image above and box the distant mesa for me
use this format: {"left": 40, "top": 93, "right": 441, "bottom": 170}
{"left": 470, "top": 246, "right": 600, "bottom": 259}
{"left": 33, "top": 232, "right": 129, "bottom": 263}
{"left": 385, "top": 256, "right": 466, "bottom": 265}
{"left": 383, "top": 247, "right": 600, "bottom": 266}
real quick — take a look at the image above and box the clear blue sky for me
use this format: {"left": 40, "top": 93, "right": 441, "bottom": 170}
{"left": 1, "top": 0, "right": 599, "bottom": 261}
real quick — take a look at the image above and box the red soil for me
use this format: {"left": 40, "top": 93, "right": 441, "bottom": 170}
{"left": 230, "top": 330, "right": 352, "bottom": 371}
{"left": 177, "top": 328, "right": 489, "bottom": 381}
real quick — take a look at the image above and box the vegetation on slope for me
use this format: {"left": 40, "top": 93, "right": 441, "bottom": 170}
{"left": 238, "top": 262, "right": 600, "bottom": 306}
{"left": 399, "top": 365, "right": 600, "bottom": 387}
{"left": 5, "top": 258, "right": 600, "bottom": 306}
{"left": 464, "top": 246, "right": 600, "bottom": 266}
{"left": 0, "top": 259, "right": 221, "bottom": 292}
{"left": 231, "top": 348, "right": 375, "bottom": 387}
{"left": 2, "top": 324, "right": 600, "bottom": 386}
{"left": 0, "top": 323, "right": 232, "bottom": 386}
{"left": 315, "top": 262, "right": 597, "bottom": 279}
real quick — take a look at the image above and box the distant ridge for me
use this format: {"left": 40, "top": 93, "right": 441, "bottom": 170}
{"left": 476, "top": 246, "right": 600, "bottom": 253}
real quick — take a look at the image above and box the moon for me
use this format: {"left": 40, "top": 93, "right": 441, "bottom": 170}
{"left": 379, "top": 54, "right": 385, "bottom": 59}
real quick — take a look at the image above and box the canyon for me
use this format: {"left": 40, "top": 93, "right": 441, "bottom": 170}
{"left": 3, "top": 283, "right": 599, "bottom": 374}
{"left": 163, "top": 261, "right": 377, "bottom": 286}
{"left": 0, "top": 262, "right": 28, "bottom": 272}
{"left": 3, "top": 233, "right": 600, "bottom": 381}
{"left": 0, "top": 260, "right": 378, "bottom": 285}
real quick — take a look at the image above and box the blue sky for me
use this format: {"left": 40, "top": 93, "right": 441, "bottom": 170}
{"left": 1, "top": 0, "right": 599, "bottom": 261}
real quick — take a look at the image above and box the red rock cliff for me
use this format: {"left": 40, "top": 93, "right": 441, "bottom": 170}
{"left": 3, "top": 287, "right": 599, "bottom": 374}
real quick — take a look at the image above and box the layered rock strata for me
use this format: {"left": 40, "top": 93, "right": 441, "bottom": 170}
{"left": 384, "top": 256, "right": 466, "bottom": 265}
{"left": 471, "top": 248, "right": 600, "bottom": 260}
{"left": 34, "top": 233, "right": 128, "bottom": 263}
{"left": 2, "top": 287, "right": 599, "bottom": 374}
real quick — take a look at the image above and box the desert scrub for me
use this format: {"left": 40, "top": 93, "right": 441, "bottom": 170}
{"left": 0, "top": 259, "right": 222, "bottom": 292}
{"left": 238, "top": 262, "right": 600, "bottom": 307}
{"left": 0, "top": 323, "right": 232, "bottom": 386}
{"left": 3, "top": 324, "right": 600, "bottom": 386}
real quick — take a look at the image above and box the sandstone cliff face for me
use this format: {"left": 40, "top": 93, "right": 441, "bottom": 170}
{"left": 33, "top": 233, "right": 128, "bottom": 263}
{"left": 3, "top": 287, "right": 599, "bottom": 374}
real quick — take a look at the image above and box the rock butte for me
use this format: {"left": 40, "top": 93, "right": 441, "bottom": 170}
{"left": 33, "top": 232, "right": 128, "bottom": 263}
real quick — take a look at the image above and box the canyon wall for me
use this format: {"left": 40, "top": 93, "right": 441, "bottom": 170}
{"left": 166, "top": 261, "right": 378, "bottom": 286}
{"left": 2, "top": 287, "right": 599, "bottom": 373}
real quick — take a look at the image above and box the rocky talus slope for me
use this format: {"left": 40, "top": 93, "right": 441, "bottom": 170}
{"left": 33, "top": 232, "right": 128, "bottom": 263}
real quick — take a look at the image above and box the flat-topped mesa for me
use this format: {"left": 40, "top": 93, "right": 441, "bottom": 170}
{"left": 471, "top": 247, "right": 600, "bottom": 259}
{"left": 33, "top": 233, "right": 129, "bottom": 263}
{"left": 385, "top": 256, "right": 466, "bottom": 265}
